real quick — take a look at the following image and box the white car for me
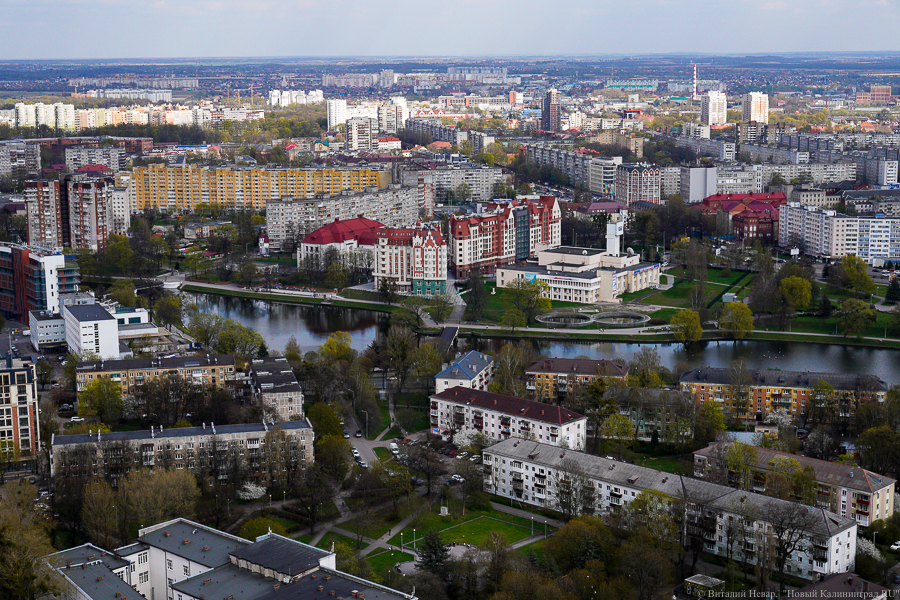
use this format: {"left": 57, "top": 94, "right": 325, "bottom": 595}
{"left": 70, "top": 416, "right": 84, "bottom": 423}
{"left": 351, "top": 447, "right": 360, "bottom": 457}
{"left": 891, "top": 541, "right": 900, "bottom": 551}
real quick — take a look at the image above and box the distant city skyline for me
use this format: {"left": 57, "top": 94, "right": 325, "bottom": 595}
{"left": 4, "top": 0, "right": 900, "bottom": 60}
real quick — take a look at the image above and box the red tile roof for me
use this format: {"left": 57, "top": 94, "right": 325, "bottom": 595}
{"left": 301, "top": 217, "right": 384, "bottom": 246}
{"left": 432, "top": 387, "right": 585, "bottom": 425}
{"left": 76, "top": 164, "right": 113, "bottom": 173}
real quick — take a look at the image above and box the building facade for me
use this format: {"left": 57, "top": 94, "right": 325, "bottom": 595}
{"left": 434, "top": 351, "right": 494, "bottom": 394}
{"left": 542, "top": 88, "right": 560, "bottom": 132}
{"left": 0, "top": 359, "right": 39, "bottom": 463}
{"left": 64, "top": 146, "right": 126, "bottom": 173}
{"left": 75, "top": 354, "right": 236, "bottom": 395}
{"left": 742, "top": 92, "right": 770, "bottom": 124}
{"left": 483, "top": 438, "right": 857, "bottom": 581}
{"left": 694, "top": 442, "right": 895, "bottom": 526}
{"left": 779, "top": 202, "right": 900, "bottom": 263}
{"left": 67, "top": 177, "right": 113, "bottom": 251}
{"left": 297, "top": 216, "right": 381, "bottom": 267}
{"left": 449, "top": 196, "right": 561, "bottom": 278}
{"left": 525, "top": 357, "right": 629, "bottom": 403}
{"left": 249, "top": 357, "right": 305, "bottom": 421}
{"left": 345, "top": 117, "right": 378, "bottom": 151}
{"left": 430, "top": 387, "right": 587, "bottom": 448}
{"left": 265, "top": 185, "right": 418, "bottom": 251}
{"left": 614, "top": 163, "right": 661, "bottom": 205}
{"left": 680, "top": 366, "right": 887, "bottom": 424}
{"left": 24, "top": 179, "right": 65, "bottom": 247}
{"left": 63, "top": 303, "right": 119, "bottom": 359}
{"left": 131, "top": 164, "right": 391, "bottom": 212}
{"left": 373, "top": 225, "right": 447, "bottom": 296}
{"left": 700, "top": 91, "right": 727, "bottom": 126}
{"left": 0, "top": 243, "right": 80, "bottom": 320}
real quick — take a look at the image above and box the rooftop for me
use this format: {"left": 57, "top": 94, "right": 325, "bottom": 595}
{"left": 792, "top": 573, "right": 888, "bottom": 600}
{"left": 53, "top": 420, "right": 312, "bottom": 447}
{"left": 57, "top": 562, "right": 136, "bottom": 600}
{"left": 525, "top": 357, "right": 629, "bottom": 379}
{"left": 45, "top": 543, "right": 129, "bottom": 571}
{"left": 230, "top": 534, "right": 330, "bottom": 576}
{"left": 435, "top": 351, "right": 493, "bottom": 381}
{"left": 432, "top": 387, "right": 585, "bottom": 426}
{"left": 64, "top": 304, "right": 115, "bottom": 322}
{"left": 300, "top": 217, "right": 383, "bottom": 246}
{"left": 695, "top": 442, "right": 896, "bottom": 493}
{"left": 172, "top": 563, "right": 278, "bottom": 600}
{"left": 680, "top": 366, "right": 888, "bottom": 393}
{"left": 544, "top": 246, "right": 606, "bottom": 257}
{"left": 76, "top": 353, "right": 235, "bottom": 373}
{"left": 140, "top": 519, "right": 248, "bottom": 569}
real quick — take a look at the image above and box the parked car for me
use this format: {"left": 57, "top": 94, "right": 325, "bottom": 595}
{"left": 351, "top": 447, "right": 360, "bottom": 457}
{"left": 70, "top": 416, "right": 84, "bottom": 423}
{"left": 343, "top": 430, "right": 350, "bottom": 439}
{"left": 357, "top": 460, "right": 368, "bottom": 469}
{"left": 355, "top": 430, "right": 363, "bottom": 438}
{"left": 891, "top": 541, "right": 900, "bottom": 551}
{"left": 455, "top": 452, "right": 468, "bottom": 460}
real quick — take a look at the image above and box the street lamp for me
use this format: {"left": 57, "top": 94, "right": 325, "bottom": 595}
{"left": 283, "top": 490, "right": 286, "bottom": 504}
{"left": 401, "top": 532, "right": 404, "bottom": 553}
{"left": 544, "top": 520, "right": 547, "bottom": 539}
{"left": 268, "top": 494, "right": 271, "bottom": 507}
{"left": 413, "top": 528, "right": 416, "bottom": 551}
{"left": 361, "top": 410, "right": 369, "bottom": 438}
{"left": 531, "top": 516, "right": 534, "bottom": 536}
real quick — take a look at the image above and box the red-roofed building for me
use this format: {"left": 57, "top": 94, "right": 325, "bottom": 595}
{"left": 449, "top": 196, "right": 561, "bottom": 278}
{"left": 701, "top": 193, "right": 787, "bottom": 211}
{"left": 430, "top": 386, "right": 587, "bottom": 449}
{"left": 75, "top": 164, "right": 114, "bottom": 176}
{"left": 373, "top": 224, "right": 447, "bottom": 296}
{"left": 377, "top": 136, "right": 401, "bottom": 151}
{"left": 298, "top": 217, "right": 384, "bottom": 268}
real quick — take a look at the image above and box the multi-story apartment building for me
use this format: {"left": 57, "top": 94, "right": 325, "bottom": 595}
{"left": 753, "top": 163, "right": 856, "bottom": 192}
{"left": 694, "top": 442, "right": 895, "bottom": 526}
{"left": 51, "top": 420, "right": 313, "bottom": 490}
{"left": 0, "top": 358, "right": 40, "bottom": 465}
{"left": 131, "top": 163, "right": 391, "bottom": 212}
{"left": 373, "top": 224, "right": 447, "bottom": 296}
{"left": 266, "top": 184, "right": 418, "bottom": 251}
{"left": 0, "top": 243, "right": 80, "bottom": 320}
{"left": 428, "top": 163, "right": 503, "bottom": 203}
{"left": 742, "top": 92, "right": 770, "bottom": 124}
{"left": 700, "top": 91, "right": 727, "bottom": 126}
{"left": 0, "top": 140, "right": 41, "bottom": 179}
{"left": 404, "top": 118, "right": 469, "bottom": 146}
{"left": 588, "top": 129, "right": 645, "bottom": 158}
{"left": 681, "top": 122, "right": 711, "bottom": 139}
{"left": 44, "top": 519, "right": 415, "bottom": 600}
{"left": 675, "top": 136, "right": 737, "bottom": 161}
{"left": 541, "top": 88, "right": 560, "bottom": 132}
{"left": 75, "top": 354, "right": 236, "bottom": 394}
{"left": 484, "top": 438, "right": 857, "bottom": 581}
{"left": 525, "top": 144, "right": 595, "bottom": 190}
{"left": 345, "top": 117, "right": 378, "bottom": 151}
{"left": 110, "top": 185, "right": 131, "bottom": 235}
{"left": 660, "top": 166, "right": 681, "bottom": 197}
{"left": 742, "top": 144, "right": 810, "bottom": 165}
{"left": 64, "top": 146, "right": 127, "bottom": 173}
{"left": 680, "top": 366, "right": 887, "bottom": 424}
{"left": 297, "top": 216, "right": 381, "bottom": 266}
{"left": 779, "top": 202, "right": 900, "bottom": 263}
{"left": 399, "top": 167, "right": 436, "bottom": 218}
{"left": 24, "top": 179, "right": 64, "bottom": 247}
{"left": 588, "top": 156, "right": 623, "bottom": 195}
{"left": 434, "top": 351, "right": 494, "bottom": 394}
{"left": 449, "top": 196, "right": 561, "bottom": 278}
{"left": 67, "top": 177, "right": 113, "bottom": 251}
{"left": 249, "top": 357, "right": 304, "bottom": 421}
{"left": 525, "top": 357, "right": 629, "bottom": 403}
{"left": 614, "top": 163, "right": 661, "bottom": 205}
{"left": 430, "top": 387, "right": 587, "bottom": 448}
{"left": 377, "top": 101, "right": 407, "bottom": 135}
{"left": 865, "top": 159, "right": 899, "bottom": 186}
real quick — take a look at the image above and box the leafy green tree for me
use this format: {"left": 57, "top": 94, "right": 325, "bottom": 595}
{"left": 500, "top": 307, "right": 526, "bottom": 332}
{"left": 719, "top": 303, "right": 754, "bottom": 340}
{"left": 188, "top": 311, "right": 225, "bottom": 349}
{"left": 153, "top": 295, "right": 182, "bottom": 329}
{"left": 109, "top": 280, "right": 138, "bottom": 307}
{"left": 779, "top": 276, "right": 811, "bottom": 309}
{"left": 378, "top": 278, "right": 399, "bottom": 305}
{"left": 601, "top": 413, "right": 634, "bottom": 457}
{"left": 505, "top": 278, "right": 551, "bottom": 322}
{"left": 671, "top": 309, "right": 702, "bottom": 345}
{"left": 839, "top": 298, "right": 876, "bottom": 338}
{"left": 430, "top": 292, "right": 454, "bottom": 324}
{"left": 856, "top": 425, "right": 900, "bottom": 474}
{"left": 239, "top": 517, "right": 285, "bottom": 541}
{"left": 324, "top": 263, "right": 349, "bottom": 289}
{"left": 694, "top": 401, "right": 725, "bottom": 445}
{"left": 320, "top": 331, "right": 354, "bottom": 363}
{"left": 416, "top": 529, "right": 450, "bottom": 582}
{"left": 840, "top": 255, "right": 876, "bottom": 295}
{"left": 79, "top": 377, "right": 124, "bottom": 423}
{"left": 35, "top": 360, "right": 53, "bottom": 389}
{"left": 465, "top": 271, "right": 487, "bottom": 320}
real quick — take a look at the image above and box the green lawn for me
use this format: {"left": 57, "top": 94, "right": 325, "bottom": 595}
{"left": 373, "top": 447, "right": 391, "bottom": 461}
{"left": 480, "top": 282, "right": 583, "bottom": 323}
{"left": 367, "top": 549, "right": 415, "bottom": 576}
{"left": 395, "top": 407, "right": 429, "bottom": 434}
{"left": 295, "top": 533, "right": 314, "bottom": 544}
{"left": 667, "top": 267, "right": 750, "bottom": 286}
{"left": 635, "top": 455, "right": 695, "bottom": 476}
{"left": 316, "top": 530, "right": 366, "bottom": 552}
{"left": 439, "top": 516, "right": 533, "bottom": 546}
{"left": 648, "top": 308, "right": 679, "bottom": 322}
{"left": 758, "top": 310, "right": 895, "bottom": 339}
{"left": 364, "top": 398, "right": 392, "bottom": 440}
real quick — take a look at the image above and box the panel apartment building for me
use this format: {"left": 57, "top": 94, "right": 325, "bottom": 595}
{"left": 484, "top": 438, "right": 857, "bottom": 581}
{"left": 265, "top": 184, "right": 420, "bottom": 251}
{"left": 131, "top": 163, "right": 391, "bottom": 212}
{"left": 680, "top": 366, "right": 887, "bottom": 424}
{"left": 430, "top": 387, "right": 587, "bottom": 449}
{"left": 0, "top": 358, "right": 40, "bottom": 465}
{"left": 64, "top": 146, "right": 127, "bottom": 173}
{"left": 525, "top": 357, "right": 629, "bottom": 403}
{"left": 0, "top": 243, "right": 80, "bottom": 320}
{"left": 525, "top": 143, "right": 622, "bottom": 194}
{"left": 779, "top": 202, "right": 900, "bottom": 263}
{"left": 51, "top": 420, "right": 313, "bottom": 489}
{"left": 694, "top": 442, "right": 895, "bottom": 526}
{"left": 372, "top": 224, "right": 448, "bottom": 296}
{"left": 449, "top": 196, "right": 561, "bottom": 278}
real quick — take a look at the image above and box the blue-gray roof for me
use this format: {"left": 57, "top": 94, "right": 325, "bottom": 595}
{"left": 435, "top": 350, "right": 492, "bottom": 381}
{"left": 172, "top": 563, "right": 276, "bottom": 600}
{"left": 53, "top": 420, "right": 312, "bottom": 447}
{"left": 59, "top": 562, "right": 136, "bottom": 600}
{"left": 65, "top": 304, "right": 115, "bottom": 322}
{"left": 140, "top": 520, "right": 248, "bottom": 569}
{"left": 230, "top": 534, "right": 329, "bottom": 575}
{"left": 45, "top": 543, "right": 128, "bottom": 571}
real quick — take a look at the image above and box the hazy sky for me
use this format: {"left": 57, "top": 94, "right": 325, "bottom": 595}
{"left": 4, "top": 0, "right": 900, "bottom": 59}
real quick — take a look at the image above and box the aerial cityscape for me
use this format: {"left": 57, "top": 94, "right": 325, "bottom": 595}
{"left": 5, "top": 43, "right": 900, "bottom": 600}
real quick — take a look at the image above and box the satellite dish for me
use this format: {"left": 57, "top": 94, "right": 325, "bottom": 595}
{"left": 627, "top": 247, "right": 635, "bottom": 256}
{"left": 582, "top": 250, "right": 588, "bottom": 255}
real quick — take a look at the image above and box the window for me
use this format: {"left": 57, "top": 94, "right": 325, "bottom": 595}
{"left": 167, "top": 559, "right": 173, "bottom": 570}
{"left": 183, "top": 565, "right": 190, "bottom": 576}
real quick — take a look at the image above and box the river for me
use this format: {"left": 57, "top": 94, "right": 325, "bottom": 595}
{"left": 183, "top": 293, "right": 900, "bottom": 385}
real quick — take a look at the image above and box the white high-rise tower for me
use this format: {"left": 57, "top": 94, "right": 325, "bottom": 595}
{"left": 701, "top": 91, "right": 727, "bottom": 126}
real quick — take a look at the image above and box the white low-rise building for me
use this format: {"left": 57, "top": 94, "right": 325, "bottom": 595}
{"left": 430, "top": 386, "right": 587, "bottom": 449}
{"left": 484, "top": 438, "right": 857, "bottom": 581}
{"left": 63, "top": 303, "right": 119, "bottom": 359}
{"left": 434, "top": 351, "right": 494, "bottom": 393}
